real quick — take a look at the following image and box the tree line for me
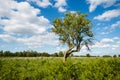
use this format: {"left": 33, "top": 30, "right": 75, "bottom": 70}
{"left": 0, "top": 50, "right": 65, "bottom": 57}
{"left": 0, "top": 50, "right": 119, "bottom": 57}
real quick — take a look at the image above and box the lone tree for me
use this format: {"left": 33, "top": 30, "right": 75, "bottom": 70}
{"left": 52, "top": 12, "right": 94, "bottom": 62}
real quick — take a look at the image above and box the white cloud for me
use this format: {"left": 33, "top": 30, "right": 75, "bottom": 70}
{"left": 100, "top": 38, "right": 114, "bottom": 43}
{"left": 0, "top": 1, "right": 51, "bottom": 35}
{"left": 0, "top": 34, "right": 16, "bottom": 42}
{"left": 0, "top": 33, "right": 59, "bottom": 49}
{"left": 70, "top": 11, "right": 77, "bottom": 14}
{"left": 111, "top": 21, "right": 120, "bottom": 29}
{"left": 94, "top": 9, "right": 120, "bottom": 21}
{"left": 87, "top": 0, "right": 116, "bottom": 12}
{"left": 92, "top": 37, "right": 120, "bottom": 50}
{"left": 2, "top": 16, "right": 50, "bottom": 35}
{"left": 17, "top": 33, "right": 59, "bottom": 48}
{"left": 54, "top": 0, "right": 66, "bottom": 7}
{"left": 54, "top": 0, "right": 67, "bottom": 12}
{"left": 27, "top": 0, "right": 52, "bottom": 8}
{"left": 113, "top": 37, "right": 120, "bottom": 40}
{"left": 0, "top": 0, "right": 59, "bottom": 49}
{"left": 0, "top": 0, "right": 17, "bottom": 17}
{"left": 58, "top": 7, "right": 66, "bottom": 12}
{"left": 27, "top": 0, "right": 67, "bottom": 12}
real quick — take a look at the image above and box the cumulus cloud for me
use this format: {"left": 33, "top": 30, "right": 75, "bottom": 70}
{"left": 27, "top": 0, "right": 52, "bottom": 8}
{"left": 94, "top": 9, "right": 120, "bottom": 21}
{"left": 0, "top": 33, "right": 59, "bottom": 49}
{"left": 27, "top": 0, "right": 67, "bottom": 12}
{"left": 79, "top": 37, "right": 120, "bottom": 56}
{"left": 0, "top": 0, "right": 59, "bottom": 49}
{"left": 54, "top": 0, "right": 67, "bottom": 12}
{"left": 87, "top": 0, "right": 116, "bottom": 12}
{"left": 0, "top": 1, "right": 53, "bottom": 35}
{"left": 17, "top": 33, "right": 59, "bottom": 48}
{"left": 92, "top": 37, "right": 120, "bottom": 50}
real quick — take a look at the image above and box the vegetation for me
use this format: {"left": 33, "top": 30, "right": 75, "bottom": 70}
{"left": 0, "top": 57, "right": 120, "bottom": 80}
{"left": 52, "top": 12, "right": 94, "bottom": 62}
{"left": 119, "top": 54, "right": 120, "bottom": 57}
{"left": 113, "top": 54, "right": 117, "bottom": 58}
{"left": 0, "top": 50, "right": 64, "bottom": 57}
{"left": 86, "top": 53, "right": 91, "bottom": 57}
{"left": 103, "top": 55, "right": 112, "bottom": 57}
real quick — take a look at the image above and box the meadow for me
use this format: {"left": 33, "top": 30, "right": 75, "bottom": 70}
{"left": 0, "top": 57, "right": 120, "bottom": 80}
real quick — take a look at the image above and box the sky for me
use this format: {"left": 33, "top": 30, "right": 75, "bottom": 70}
{"left": 0, "top": 0, "right": 120, "bottom": 56}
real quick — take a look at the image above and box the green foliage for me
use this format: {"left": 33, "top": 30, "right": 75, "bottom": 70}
{"left": 52, "top": 12, "right": 94, "bottom": 49}
{"left": 0, "top": 50, "right": 65, "bottom": 57}
{"left": 103, "top": 55, "right": 112, "bottom": 57}
{"left": 86, "top": 53, "right": 91, "bottom": 57}
{"left": 113, "top": 54, "right": 117, "bottom": 58}
{"left": 0, "top": 57, "right": 120, "bottom": 80}
{"left": 58, "top": 51, "right": 64, "bottom": 57}
{"left": 118, "top": 54, "right": 120, "bottom": 57}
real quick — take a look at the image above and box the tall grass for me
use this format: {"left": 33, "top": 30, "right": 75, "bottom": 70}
{"left": 0, "top": 57, "right": 120, "bottom": 80}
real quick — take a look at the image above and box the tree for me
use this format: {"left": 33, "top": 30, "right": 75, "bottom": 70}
{"left": 103, "top": 55, "right": 111, "bottom": 57}
{"left": 4, "top": 51, "right": 11, "bottom": 57}
{"left": 0, "top": 50, "right": 3, "bottom": 57}
{"left": 86, "top": 53, "right": 91, "bottom": 57}
{"left": 113, "top": 55, "right": 117, "bottom": 58}
{"left": 51, "top": 53, "right": 58, "bottom": 57}
{"left": 118, "top": 54, "right": 120, "bottom": 57}
{"left": 52, "top": 12, "right": 94, "bottom": 62}
{"left": 58, "top": 51, "right": 64, "bottom": 57}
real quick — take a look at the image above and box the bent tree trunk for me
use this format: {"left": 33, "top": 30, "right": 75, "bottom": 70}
{"left": 63, "top": 49, "right": 80, "bottom": 62}
{"left": 63, "top": 52, "right": 71, "bottom": 62}
{"left": 63, "top": 44, "right": 81, "bottom": 62}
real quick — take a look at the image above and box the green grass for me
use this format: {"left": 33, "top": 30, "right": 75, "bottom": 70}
{"left": 0, "top": 57, "right": 120, "bottom": 80}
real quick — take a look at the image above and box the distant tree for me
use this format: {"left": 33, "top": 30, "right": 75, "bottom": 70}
{"left": 118, "top": 54, "right": 120, "bottom": 57}
{"left": 41, "top": 52, "right": 50, "bottom": 57}
{"left": 103, "top": 55, "right": 111, "bottom": 57}
{"left": 80, "top": 55, "right": 86, "bottom": 57}
{"left": 52, "top": 12, "right": 94, "bottom": 62}
{"left": 58, "top": 51, "right": 64, "bottom": 57}
{"left": 0, "top": 50, "right": 3, "bottom": 57}
{"left": 86, "top": 53, "right": 91, "bottom": 57}
{"left": 14, "top": 52, "right": 19, "bottom": 57}
{"left": 51, "top": 53, "right": 58, "bottom": 57}
{"left": 4, "top": 51, "right": 11, "bottom": 57}
{"left": 113, "top": 55, "right": 117, "bottom": 58}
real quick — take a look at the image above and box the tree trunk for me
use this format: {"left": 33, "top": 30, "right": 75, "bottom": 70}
{"left": 63, "top": 52, "right": 71, "bottom": 62}
{"left": 63, "top": 53, "right": 67, "bottom": 62}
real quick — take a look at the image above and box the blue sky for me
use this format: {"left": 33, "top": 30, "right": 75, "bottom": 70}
{"left": 0, "top": 0, "right": 120, "bottom": 56}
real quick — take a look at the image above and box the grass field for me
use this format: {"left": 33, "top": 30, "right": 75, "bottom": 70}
{"left": 0, "top": 57, "right": 120, "bottom": 80}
